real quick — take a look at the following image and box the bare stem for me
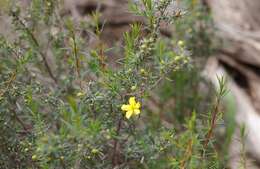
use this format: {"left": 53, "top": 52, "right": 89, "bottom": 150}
{"left": 112, "top": 116, "right": 123, "bottom": 167}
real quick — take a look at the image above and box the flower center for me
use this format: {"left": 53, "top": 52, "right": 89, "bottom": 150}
{"left": 130, "top": 104, "right": 136, "bottom": 111}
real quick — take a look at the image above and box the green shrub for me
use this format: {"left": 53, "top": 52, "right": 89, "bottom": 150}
{"left": 0, "top": 0, "right": 231, "bottom": 168}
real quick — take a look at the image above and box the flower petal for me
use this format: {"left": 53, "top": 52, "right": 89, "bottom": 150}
{"left": 121, "top": 104, "right": 130, "bottom": 111}
{"left": 129, "top": 97, "right": 136, "bottom": 105}
{"left": 135, "top": 102, "right": 141, "bottom": 109}
{"left": 134, "top": 109, "right": 140, "bottom": 115}
{"left": 126, "top": 110, "right": 133, "bottom": 119}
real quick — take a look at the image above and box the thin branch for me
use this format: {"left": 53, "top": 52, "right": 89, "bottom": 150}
{"left": 0, "top": 70, "right": 17, "bottom": 98}
{"left": 12, "top": 13, "right": 57, "bottom": 83}
{"left": 203, "top": 95, "right": 221, "bottom": 148}
{"left": 203, "top": 76, "right": 227, "bottom": 150}
{"left": 71, "top": 33, "right": 81, "bottom": 77}
{"left": 180, "top": 139, "right": 193, "bottom": 169}
{"left": 112, "top": 116, "right": 123, "bottom": 167}
{"left": 11, "top": 108, "right": 30, "bottom": 133}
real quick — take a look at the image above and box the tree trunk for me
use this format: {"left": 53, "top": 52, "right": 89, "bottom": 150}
{"left": 205, "top": 0, "right": 260, "bottom": 168}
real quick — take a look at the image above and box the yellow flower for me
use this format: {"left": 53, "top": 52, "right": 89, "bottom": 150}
{"left": 32, "top": 155, "right": 37, "bottom": 161}
{"left": 91, "top": 148, "right": 99, "bottom": 154}
{"left": 76, "top": 92, "right": 84, "bottom": 97}
{"left": 131, "top": 85, "right": 137, "bottom": 91}
{"left": 178, "top": 40, "right": 184, "bottom": 47}
{"left": 140, "top": 68, "right": 147, "bottom": 76}
{"left": 121, "top": 97, "right": 141, "bottom": 119}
